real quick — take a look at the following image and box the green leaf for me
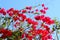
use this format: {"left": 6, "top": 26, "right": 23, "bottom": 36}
{"left": 0, "top": 38, "right": 2, "bottom": 40}
{"left": 19, "top": 32, "right": 22, "bottom": 36}
{"left": 52, "top": 27, "right": 55, "bottom": 31}
{"left": 55, "top": 21, "right": 59, "bottom": 25}
{"left": 7, "top": 19, "right": 10, "bottom": 25}
{"left": 7, "top": 35, "right": 16, "bottom": 40}
{"left": 2, "top": 22, "right": 6, "bottom": 27}
{"left": 27, "top": 24, "right": 30, "bottom": 27}
{"left": 57, "top": 31, "right": 60, "bottom": 34}
{"left": 12, "top": 36, "right": 15, "bottom": 39}
{"left": 57, "top": 28, "right": 60, "bottom": 30}
{"left": 34, "top": 12, "right": 39, "bottom": 14}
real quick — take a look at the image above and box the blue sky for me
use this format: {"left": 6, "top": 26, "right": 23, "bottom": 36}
{"left": 0, "top": 0, "right": 60, "bottom": 40}
{"left": 0, "top": 0, "right": 60, "bottom": 19}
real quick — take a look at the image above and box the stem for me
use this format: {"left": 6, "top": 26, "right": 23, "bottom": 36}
{"left": 19, "top": 4, "right": 40, "bottom": 11}
{"left": 55, "top": 27, "right": 59, "bottom": 40}
{"left": 55, "top": 25, "right": 59, "bottom": 40}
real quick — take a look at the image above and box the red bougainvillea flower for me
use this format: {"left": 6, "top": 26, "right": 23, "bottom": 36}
{"left": 28, "top": 11, "right": 31, "bottom": 13}
{"left": 13, "top": 16, "right": 20, "bottom": 21}
{"left": 14, "top": 22, "right": 20, "bottom": 27}
{"left": 32, "top": 30, "right": 38, "bottom": 36}
{"left": 13, "top": 10, "right": 19, "bottom": 14}
{"left": 35, "top": 15, "right": 45, "bottom": 20}
{"left": 0, "top": 8, "right": 6, "bottom": 15}
{"left": 42, "top": 35, "right": 52, "bottom": 40}
{"left": 26, "top": 18, "right": 38, "bottom": 25}
{"left": 8, "top": 8, "right": 14, "bottom": 12}
{"left": 40, "top": 9, "right": 46, "bottom": 14}
{"left": 44, "top": 7, "right": 48, "bottom": 10}
{"left": 37, "top": 29, "right": 52, "bottom": 40}
{"left": 7, "top": 8, "right": 19, "bottom": 17}
{"left": 18, "top": 13, "right": 26, "bottom": 21}
{"left": 7, "top": 8, "right": 14, "bottom": 13}
{"left": 21, "top": 33, "right": 25, "bottom": 38}
{"left": 40, "top": 15, "right": 44, "bottom": 20}
{"left": 28, "top": 29, "right": 38, "bottom": 37}
{"left": 41, "top": 30, "right": 49, "bottom": 37}
{"left": 8, "top": 11, "right": 13, "bottom": 16}
{"left": 37, "top": 29, "right": 42, "bottom": 34}
{"left": 0, "top": 28, "right": 12, "bottom": 39}
{"left": 46, "top": 20, "right": 54, "bottom": 25}
{"left": 42, "top": 4, "right": 45, "bottom": 7}
{"left": 32, "top": 25, "right": 36, "bottom": 30}
{"left": 18, "top": 13, "right": 22, "bottom": 17}
{"left": 41, "top": 16, "right": 53, "bottom": 25}
{"left": 7, "top": 8, "right": 20, "bottom": 17}
{"left": 41, "top": 24, "right": 50, "bottom": 32}
{"left": 31, "top": 11, "right": 34, "bottom": 13}
{"left": 26, "top": 34, "right": 33, "bottom": 40}
{"left": 42, "top": 16, "right": 50, "bottom": 22}
{"left": 47, "top": 35, "right": 52, "bottom": 39}
{"left": 26, "top": 6, "right": 32, "bottom": 10}
{"left": 21, "top": 14, "right": 26, "bottom": 21}
{"left": 32, "top": 21, "right": 38, "bottom": 25}
{"left": 26, "top": 18, "right": 33, "bottom": 24}
{"left": 35, "top": 15, "right": 40, "bottom": 20}
{"left": 35, "top": 9, "right": 38, "bottom": 12}
{"left": 42, "top": 16, "right": 54, "bottom": 25}
{"left": 22, "top": 9, "right": 27, "bottom": 13}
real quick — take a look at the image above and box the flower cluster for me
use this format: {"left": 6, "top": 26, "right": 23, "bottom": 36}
{"left": 0, "top": 28, "right": 12, "bottom": 39}
{"left": 35, "top": 15, "right": 54, "bottom": 25}
{"left": 0, "top": 4, "right": 55, "bottom": 40}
